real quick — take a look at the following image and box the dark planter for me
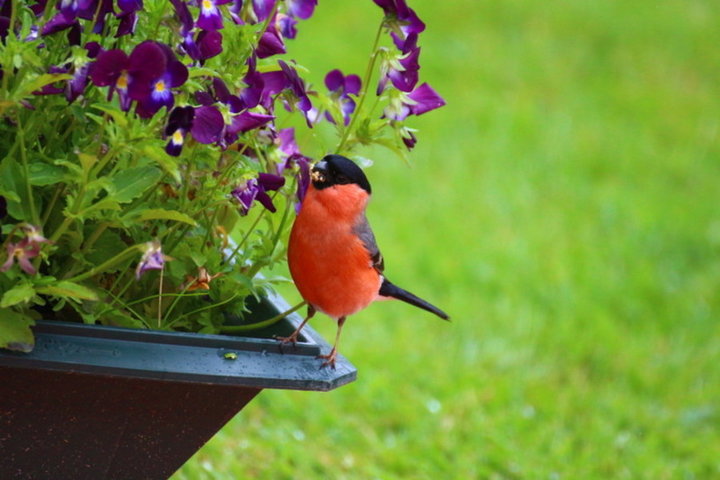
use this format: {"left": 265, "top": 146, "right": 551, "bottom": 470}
{"left": 0, "top": 291, "right": 355, "bottom": 480}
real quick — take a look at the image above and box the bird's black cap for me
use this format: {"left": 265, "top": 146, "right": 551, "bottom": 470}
{"left": 311, "top": 155, "right": 372, "bottom": 194}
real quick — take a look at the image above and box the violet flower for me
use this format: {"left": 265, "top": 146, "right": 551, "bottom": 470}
{"left": 324, "top": 69, "right": 361, "bottom": 125}
{"left": 377, "top": 32, "right": 420, "bottom": 94}
{"left": 286, "top": 0, "right": 317, "bottom": 20}
{"left": 276, "top": 13, "right": 297, "bottom": 40}
{"left": 276, "top": 60, "right": 313, "bottom": 125}
{"left": 135, "top": 44, "right": 189, "bottom": 118}
{"left": 89, "top": 41, "right": 167, "bottom": 112}
{"left": 256, "top": 15, "right": 286, "bottom": 58}
{"left": 252, "top": 0, "right": 275, "bottom": 23}
{"left": 135, "top": 241, "right": 168, "bottom": 279}
{"left": 373, "top": 0, "right": 425, "bottom": 38}
{"left": 384, "top": 82, "right": 445, "bottom": 121}
{"left": 232, "top": 173, "right": 285, "bottom": 215}
{"left": 192, "top": 77, "right": 274, "bottom": 146}
{"left": 275, "top": 128, "right": 311, "bottom": 209}
{"left": 190, "top": 105, "right": 225, "bottom": 144}
{"left": 165, "top": 106, "right": 195, "bottom": 156}
{"left": 196, "top": 0, "right": 232, "bottom": 31}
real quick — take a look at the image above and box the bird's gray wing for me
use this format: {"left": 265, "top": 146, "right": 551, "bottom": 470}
{"left": 353, "top": 214, "right": 384, "bottom": 274}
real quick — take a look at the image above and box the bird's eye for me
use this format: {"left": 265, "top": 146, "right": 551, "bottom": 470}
{"left": 335, "top": 174, "right": 350, "bottom": 184}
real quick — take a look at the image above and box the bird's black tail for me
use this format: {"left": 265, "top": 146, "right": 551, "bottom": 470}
{"left": 379, "top": 279, "right": 450, "bottom": 321}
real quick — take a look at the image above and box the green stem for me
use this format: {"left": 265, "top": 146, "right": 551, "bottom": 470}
{"left": 16, "top": 116, "right": 39, "bottom": 225}
{"left": 81, "top": 222, "right": 110, "bottom": 253}
{"left": 220, "top": 301, "right": 307, "bottom": 333}
{"left": 65, "top": 244, "right": 143, "bottom": 283}
{"left": 49, "top": 216, "right": 74, "bottom": 244}
{"left": 40, "top": 184, "right": 65, "bottom": 227}
{"left": 336, "top": 22, "right": 385, "bottom": 153}
{"left": 171, "top": 292, "right": 241, "bottom": 326}
{"left": 224, "top": 205, "right": 269, "bottom": 265}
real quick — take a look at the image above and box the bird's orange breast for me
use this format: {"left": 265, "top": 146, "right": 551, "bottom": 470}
{"left": 288, "top": 184, "right": 381, "bottom": 319}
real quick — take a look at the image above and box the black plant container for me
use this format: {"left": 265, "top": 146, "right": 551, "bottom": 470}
{"left": 0, "top": 291, "right": 355, "bottom": 480}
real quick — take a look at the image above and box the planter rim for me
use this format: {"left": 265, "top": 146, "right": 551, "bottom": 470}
{"left": 0, "top": 290, "right": 356, "bottom": 391}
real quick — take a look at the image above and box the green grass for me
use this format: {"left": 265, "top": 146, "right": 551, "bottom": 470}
{"left": 174, "top": 1, "right": 720, "bottom": 478}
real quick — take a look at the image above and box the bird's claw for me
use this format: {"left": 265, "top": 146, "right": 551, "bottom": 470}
{"left": 274, "top": 332, "right": 299, "bottom": 345}
{"left": 317, "top": 348, "right": 337, "bottom": 370}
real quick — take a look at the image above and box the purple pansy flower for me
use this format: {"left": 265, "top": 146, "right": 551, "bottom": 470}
{"left": 171, "top": 0, "right": 194, "bottom": 33}
{"left": 174, "top": 0, "right": 223, "bottom": 62}
{"left": 276, "top": 13, "right": 297, "bottom": 39}
{"left": 275, "top": 128, "right": 311, "bottom": 210}
{"left": 136, "top": 44, "right": 189, "bottom": 118}
{"left": 373, "top": 0, "right": 425, "bottom": 38}
{"left": 135, "top": 241, "right": 168, "bottom": 279}
{"left": 378, "top": 32, "right": 420, "bottom": 94}
{"left": 232, "top": 173, "right": 285, "bottom": 215}
{"left": 256, "top": 15, "right": 286, "bottom": 58}
{"left": 196, "top": 0, "right": 232, "bottom": 31}
{"left": 286, "top": 0, "right": 316, "bottom": 20}
{"left": 89, "top": 41, "right": 166, "bottom": 112}
{"left": 190, "top": 105, "right": 225, "bottom": 144}
{"left": 43, "top": 0, "right": 117, "bottom": 36}
{"left": 384, "top": 82, "right": 445, "bottom": 121}
{"left": 165, "top": 106, "right": 195, "bottom": 156}
{"left": 324, "top": 69, "right": 361, "bottom": 125}
{"left": 192, "top": 77, "right": 275, "bottom": 146}
{"left": 277, "top": 60, "right": 313, "bottom": 124}
{"left": 251, "top": 0, "right": 275, "bottom": 23}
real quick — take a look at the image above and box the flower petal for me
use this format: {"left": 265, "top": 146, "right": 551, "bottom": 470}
{"left": 198, "top": 30, "right": 223, "bottom": 59}
{"left": 191, "top": 105, "right": 225, "bottom": 144}
{"left": 89, "top": 49, "right": 128, "bottom": 86}
{"left": 408, "top": 82, "right": 445, "bottom": 116}
{"left": 286, "top": 0, "right": 316, "bottom": 20}
{"left": 324, "top": 69, "right": 344, "bottom": 92}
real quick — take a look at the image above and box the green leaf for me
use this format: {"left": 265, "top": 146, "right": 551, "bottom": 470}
{"left": 84, "top": 230, "right": 128, "bottom": 266}
{"left": 36, "top": 281, "right": 99, "bottom": 301}
{"left": 17, "top": 73, "right": 73, "bottom": 98}
{"left": 0, "top": 156, "right": 31, "bottom": 220}
{"left": 91, "top": 104, "right": 129, "bottom": 128}
{"left": 0, "top": 283, "right": 36, "bottom": 308}
{"left": 28, "top": 162, "right": 69, "bottom": 186}
{"left": 77, "top": 152, "right": 97, "bottom": 180}
{"left": 142, "top": 144, "right": 181, "bottom": 183}
{"left": 106, "top": 166, "right": 162, "bottom": 203}
{"left": 0, "top": 309, "right": 35, "bottom": 353}
{"left": 130, "top": 208, "right": 198, "bottom": 226}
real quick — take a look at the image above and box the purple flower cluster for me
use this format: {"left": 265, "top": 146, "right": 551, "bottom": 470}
{"left": 373, "top": 0, "right": 445, "bottom": 140}
{"left": 9, "top": 0, "right": 443, "bottom": 218}
{"left": 89, "top": 41, "right": 189, "bottom": 118}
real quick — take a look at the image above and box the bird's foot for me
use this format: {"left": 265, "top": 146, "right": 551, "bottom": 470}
{"left": 317, "top": 348, "right": 337, "bottom": 370}
{"left": 275, "top": 330, "right": 300, "bottom": 345}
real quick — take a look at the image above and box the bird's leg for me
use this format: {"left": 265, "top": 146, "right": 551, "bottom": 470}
{"left": 276, "top": 305, "right": 315, "bottom": 346}
{"left": 318, "top": 316, "right": 346, "bottom": 369}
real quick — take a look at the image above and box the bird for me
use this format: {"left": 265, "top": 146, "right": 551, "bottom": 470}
{"left": 279, "top": 154, "right": 449, "bottom": 368}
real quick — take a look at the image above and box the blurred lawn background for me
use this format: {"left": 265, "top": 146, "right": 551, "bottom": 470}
{"left": 175, "top": 0, "right": 720, "bottom": 478}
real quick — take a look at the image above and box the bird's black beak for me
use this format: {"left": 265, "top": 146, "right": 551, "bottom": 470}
{"left": 311, "top": 161, "right": 328, "bottom": 183}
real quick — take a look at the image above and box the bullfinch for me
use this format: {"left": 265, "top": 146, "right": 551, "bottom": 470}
{"left": 281, "top": 154, "right": 449, "bottom": 368}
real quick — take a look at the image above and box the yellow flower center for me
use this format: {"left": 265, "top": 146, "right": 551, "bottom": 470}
{"left": 172, "top": 130, "right": 184, "bottom": 145}
{"left": 116, "top": 71, "right": 129, "bottom": 90}
{"left": 202, "top": 0, "right": 213, "bottom": 10}
{"left": 155, "top": 80, "right": 166, "bottom": 93}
